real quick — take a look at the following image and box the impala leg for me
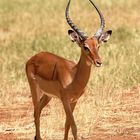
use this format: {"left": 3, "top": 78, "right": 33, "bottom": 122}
{"left": 61, "top": 98, "right": 77, "bottom": 140}
{"left": 64, "top": 102, "right": 77, "bottom": 140}
{"left": 26, "top": 66, "right": 42, "bottom": 140}
{"left": 33, "top": 91, "right": 51, "bottom": 140}
{"left": 27, "top": 83, "right": 41, "bottom": 140}
{"left": 30, "top": 82, "right": 42, "bottom": 140}
{"left": 39, "top": 94, "right": 52, "bottom": 116}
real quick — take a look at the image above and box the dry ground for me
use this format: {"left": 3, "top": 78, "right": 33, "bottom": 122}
{"left": 0, "top": 86, "right": 140, "bottom": 140}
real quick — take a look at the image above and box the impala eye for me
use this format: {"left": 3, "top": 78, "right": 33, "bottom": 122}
{"left": 84, "top": 44, "right": 90, "bottom": 54}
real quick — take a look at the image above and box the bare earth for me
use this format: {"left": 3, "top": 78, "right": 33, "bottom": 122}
{"left": 0, "top": 86, "right": 140, "bottom": 140}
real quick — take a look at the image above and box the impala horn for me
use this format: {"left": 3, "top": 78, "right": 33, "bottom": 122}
{"left": 66, "top": 0, "right": 88, "bottom": 40}
{"left": 89, "top": 0, "right": 105, "bottom": 38}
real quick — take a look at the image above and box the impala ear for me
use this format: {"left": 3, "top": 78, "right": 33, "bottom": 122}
{"left": 68, "top": 30, "right": 80, "bottom": 43}
{"left": 98, "top": 30, "right": 112, "bottom": 43}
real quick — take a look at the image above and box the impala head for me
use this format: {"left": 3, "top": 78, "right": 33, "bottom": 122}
{"left": 66, "top": 0, "right": 112, "bottom": 67}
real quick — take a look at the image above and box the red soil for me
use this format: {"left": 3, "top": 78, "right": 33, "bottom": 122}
{"left": 0, "top": 86, "right": 140, "bottom": 140}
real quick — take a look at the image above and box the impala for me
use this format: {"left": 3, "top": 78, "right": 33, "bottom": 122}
{"left": 26, "top": 0, "right": 112, "bottom": 139}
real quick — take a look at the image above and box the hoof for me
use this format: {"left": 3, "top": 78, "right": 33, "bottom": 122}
{"left": 34, "top": 136, "right": 43, "bottom": 140}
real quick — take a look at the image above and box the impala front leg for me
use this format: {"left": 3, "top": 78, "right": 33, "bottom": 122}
{"left": 64, "top": 102, "right": 77, "bottom": 140}
{"left": 61, "top": 96, "right": 77, "bottom": 140}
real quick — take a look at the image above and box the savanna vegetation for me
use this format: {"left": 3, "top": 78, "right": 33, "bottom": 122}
{"left": 0, "top": 0, "right": 140, "bottom": 139}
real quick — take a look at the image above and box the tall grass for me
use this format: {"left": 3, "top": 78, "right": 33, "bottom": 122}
{"left": 0, "top": 0, "right": 139, "bottom": 104}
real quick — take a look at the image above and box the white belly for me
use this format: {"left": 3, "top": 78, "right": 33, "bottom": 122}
{"left": 43, "top": 91, "right": 58, "bottom": 98}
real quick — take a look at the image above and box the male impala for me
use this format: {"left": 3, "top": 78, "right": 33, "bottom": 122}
{"left": 26, "top": 0, "right": 112, "bottom": 139}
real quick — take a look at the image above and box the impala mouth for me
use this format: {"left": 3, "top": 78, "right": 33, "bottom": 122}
{"left": 88, "top": 56, "right": 102, "bottom": 67}
{"left": 95, "top": 61, "right": 102, "bottom": 67}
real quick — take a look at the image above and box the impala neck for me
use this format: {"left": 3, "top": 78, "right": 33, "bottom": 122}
{"left": 72, "top": 51, "right": 92, "bottom": 93}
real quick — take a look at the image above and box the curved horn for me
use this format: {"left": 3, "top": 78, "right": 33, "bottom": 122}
{"left": 66, "top": 0, "right": 88, "bottom": 40}
{"left": 89, "top": 0, "right": 105, "bottom": 38}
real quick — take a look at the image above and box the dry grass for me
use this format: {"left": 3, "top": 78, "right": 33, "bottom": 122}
{"left": 0, "top": 0, "right": 140, "bottom": 139}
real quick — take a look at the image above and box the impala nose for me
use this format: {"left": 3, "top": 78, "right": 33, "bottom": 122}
{"left": 95, "top": 60, "right": 102, "bottom": 67}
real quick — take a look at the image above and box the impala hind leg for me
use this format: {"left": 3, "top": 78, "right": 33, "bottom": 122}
{"left": 31, "top": 88, "right": 51, "bottom": 140}
{"left": 39, "top": 94, "right": 52, "bottom": 116}
{"left": 30, "top": 81, "right": 42, "bottom": 140}
{"left": 26, "top": 65, "right": 42, "bottom": 140}
{"left": 35, "top": 95, "right": 52, "bottom": 140}
{"left": 64, "top": 102, "right": 77, "bottom": 140}
{"left": 28, "top": 82, "right": 41, "bottom": 140}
